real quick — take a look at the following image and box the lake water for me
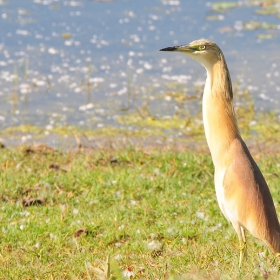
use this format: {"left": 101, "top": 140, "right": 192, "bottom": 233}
{"left": 0, "top": 0, "right": 279, "bottom": 144}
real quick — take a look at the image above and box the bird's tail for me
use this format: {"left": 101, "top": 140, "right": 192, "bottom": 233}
{"left": 265, "top": 230, "right": 280, "bottom": 254}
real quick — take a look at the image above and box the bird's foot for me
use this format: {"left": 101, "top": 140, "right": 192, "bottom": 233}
{"left": 239, "top": 242, "right": 247, "bottom": 269}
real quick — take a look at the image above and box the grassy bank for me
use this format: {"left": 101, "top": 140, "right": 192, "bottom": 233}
{"left": 0, "top": 145, "right": 279, "bottom": 279}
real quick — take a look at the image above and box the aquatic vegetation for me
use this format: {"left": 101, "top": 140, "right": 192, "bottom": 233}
{"left": 209, "top": 0, "right": 280, "bottom": 40}
{"left": 1, "top": 84, "right": 278, "bottom": 153}
{"left": 211, "top": 2, "right": 238, "bottom": 13}
{"left": 243, "top": 21, "right": 278, "bottom": 31}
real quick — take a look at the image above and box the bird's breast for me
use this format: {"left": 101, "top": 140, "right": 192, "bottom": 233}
{"left": 214, "top": 166, "right": 231, "bottom": 222}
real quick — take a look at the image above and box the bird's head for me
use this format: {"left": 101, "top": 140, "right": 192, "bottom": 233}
{"left": 160, "top": 39, "right": 223, "bottom": 71}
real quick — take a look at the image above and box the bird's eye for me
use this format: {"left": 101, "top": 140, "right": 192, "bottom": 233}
{"left": 199, "top": 45, "right": 206, "bottom": 50}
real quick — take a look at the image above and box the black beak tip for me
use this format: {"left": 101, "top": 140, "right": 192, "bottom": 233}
{"left": 159, "top": 46, "right": 177, "bottom": 52}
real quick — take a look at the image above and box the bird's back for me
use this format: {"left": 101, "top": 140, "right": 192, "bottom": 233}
{"left": 222, "top": 138, "right": 280, "bottom": 253}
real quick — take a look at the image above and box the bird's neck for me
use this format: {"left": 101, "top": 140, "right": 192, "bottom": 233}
{"left": 202, "top": 59, "right": 240, "bottom": 167}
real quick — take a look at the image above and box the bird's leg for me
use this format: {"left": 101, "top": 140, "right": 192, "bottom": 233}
{"left": 239, "top": 242, "right": 246, "bottom": 268}
{"left": 231, "top": 222, "right": 247, "bottom": 268}
{"left": 238, "top": 226, "right": 247, "bottom": 268}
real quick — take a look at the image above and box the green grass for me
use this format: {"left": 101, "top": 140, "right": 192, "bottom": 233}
{"left": 0, "top": 145, "right": 280, "bottom": 279}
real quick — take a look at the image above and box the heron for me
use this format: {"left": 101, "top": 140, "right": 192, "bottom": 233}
{"left": 160, "top": 39, "right": 280, "bottom": 267}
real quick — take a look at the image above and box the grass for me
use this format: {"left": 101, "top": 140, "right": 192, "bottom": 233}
{"left": 0, "top": 144, "right": 280, "bottom": 279}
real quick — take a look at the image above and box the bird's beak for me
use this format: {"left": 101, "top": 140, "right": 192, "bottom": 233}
{"left": 160, "top": 44, "right": 195, "bottom": 53}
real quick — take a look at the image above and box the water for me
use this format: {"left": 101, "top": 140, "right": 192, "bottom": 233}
{"left": 0, "top": 0, "right": 279, "bottom": 143}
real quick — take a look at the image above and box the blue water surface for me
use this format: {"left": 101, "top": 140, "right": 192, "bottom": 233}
{"left": 0, "top": 0, "right": 279, "bottom": 140}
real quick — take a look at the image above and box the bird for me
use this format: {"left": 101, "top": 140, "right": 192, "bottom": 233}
{"left": 160, "top": 39, "right": 280, "bottom": 267}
